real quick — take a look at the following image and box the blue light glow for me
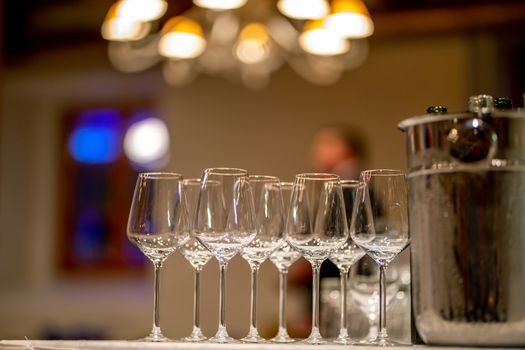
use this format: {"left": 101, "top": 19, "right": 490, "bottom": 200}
{"left": 68, "top": 110, "right": 123, "bottom": 164}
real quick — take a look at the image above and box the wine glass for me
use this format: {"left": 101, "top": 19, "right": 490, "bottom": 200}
{"left": 127, "top": 172, "right": 189, "bottom": 342}
{"left": 193, "top": 167, "right": 257, "bottom": 343}
{"left": 179, "top": 179, "right": 214, "bottom": 342}
{"left": 285, "top": 173, "right": 348, "bottom": 344}
{"left": 240, "top": 175, "right": 285, "bottom": 343}
{"left": 350, "top": 169, "right": 409, "bottom": 346}
{"left": 270, "top": 182, "right": 301, "bottom": 343}
{"left": 328, "top": 180, "right": 366, "bottom": 344}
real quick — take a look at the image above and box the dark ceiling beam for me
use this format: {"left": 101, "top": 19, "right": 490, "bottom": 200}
{"left": 372, "top": 2, "right": 525, "bottom": 37}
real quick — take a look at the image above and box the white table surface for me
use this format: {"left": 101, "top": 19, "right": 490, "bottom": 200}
{"left": 0, "top": 340, "right": 513, "bottom": 350}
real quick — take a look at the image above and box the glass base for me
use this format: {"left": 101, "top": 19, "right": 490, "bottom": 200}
{"left": 241, "top": 327, "right": 267, "bottom": 343}
{"left": 138, "top": 327, "right": 171, "bottom": 342}
{"left": 207, "top": 326, "right": 239, "bottom": 343}
{"left": 270, "top": 328, "right": 295, "bottom": 343}
{"left": 182, "top": 327, "right": 207, "bottom": 342}
{"left": 361, "top": 333, "right": 410, "bottom": 347}
{"left": 333, "top": 329, "right": 356, "bottom": 345}
{"left": 299, "top": 327, "right": 326, "bottom": 345}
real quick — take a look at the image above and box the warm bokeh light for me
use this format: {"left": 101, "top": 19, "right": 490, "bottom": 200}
{"left": 158, "top": 16, "right": 207, "bottom": 59}
{"left": 123, "top": 118, "right": 170, "bottom": 167}
{"left": 101, "top": 17, "right": 151, "bottom": 41}
{"left": 116, "top": 0, "right": 167, "bottom": 22}
{"left": 235, "top": 23, "right": 271, "bottom": 64}
{"left": 277, "top": 0, "right": 329, "bottom": 20}
{"left": 193, "top": 0, "right": 247, "bottom": 11}
{"left": 325, "top": 0, "right": 374, "bottom": 38}
{"left": 101, "top": 0, "right": 370, "bottom": 85}
{"left": 299, "top": 20, "right": 350, "bottom": 56}
{"left": 159, "top": 33, "right": 207, "bottom": 59}
{"left": 101, "top": 2, "right": 151, "bottom": 42}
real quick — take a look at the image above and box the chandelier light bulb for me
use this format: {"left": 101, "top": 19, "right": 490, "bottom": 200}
{"left": 299, "top": 20, "right": 350, "bottom": 56}
{"left": 158, "top": 16, "right": 207, "bottom": 59}
{"left": 193, "top": 0, "right": 248, "bottom": 11}
{"left": 325, "top": 0, "right": 374, "bottom": 38}
{"left": 101, "top": 3, "right": 151, "bottom": 42}
{"left": 116, "top": 0, "right": 167, "bottom": 22}
{"left": 277, "top": 0, "right": 329, "bottom": 20}
{"left": 235, "top": 23, "right": 271, "bottom": 64}
{"left": 159, "top": 33, "right": 207, "bottom": 59}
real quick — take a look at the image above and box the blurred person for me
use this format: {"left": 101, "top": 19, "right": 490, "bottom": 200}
{"left": 310, "top": 123, "right": 367, "bottom": 180}
{"left": 288, "top": 123, "right": 368, "bottom": 338}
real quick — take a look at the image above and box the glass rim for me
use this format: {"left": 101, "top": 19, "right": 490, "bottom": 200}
{"left": 280, "top": 181, "right": 293, "bottom": 188}
{"left": 295, "top": 172, "right": 340, "bottom": 181}
{"left": 340, "top": 179, "right": 361, "bottom": 187}
{"left": 249, "top": 175, "right": 280, "bottom": 183}
{"left": 139, "top": 172, "right": 182, "bottom": 179}
{"left": 182, "top": 178, "right": 201, "bottom": 185}
{"left": 204, "top": 167, "right": 248, "bottom": 176}
{"left": 361, "top": 169, "right": 405, "bottom": 177}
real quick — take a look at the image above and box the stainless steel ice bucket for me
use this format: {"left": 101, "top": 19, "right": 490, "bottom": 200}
{"left": 398, "top": 98, "right": 525, "bottom": 346}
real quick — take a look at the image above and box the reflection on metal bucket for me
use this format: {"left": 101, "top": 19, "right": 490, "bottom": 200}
{"left": 399, "top": 95, "right": 525, "bottom": 346}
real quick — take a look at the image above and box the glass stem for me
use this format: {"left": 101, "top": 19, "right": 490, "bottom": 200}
{"left": 278, "top": 269, "right": 288, "bottom": 331}
{"left": 193, "top": 269, "right": 201, "bottom": 329}
{"left": 249, "top": 264, "right": 260, "bottom": 332}
{"left": 339, "top": 267, "right": 349, "bottom": 334}
{"left": 311, "top": 261, "right": 321, "bottom": 333}
{"left": 379, "top": 265, "right": 387, "bottom": 338}
{"left": 152, "top": 261, "right": 162, "bottom": 333}
{"left": 218, "top": 262, "right": 227, "bottom": 332}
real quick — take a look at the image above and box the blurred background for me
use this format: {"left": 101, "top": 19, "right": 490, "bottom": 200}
{"left": 1, "top": 0, "right": 525, "bottom": 341}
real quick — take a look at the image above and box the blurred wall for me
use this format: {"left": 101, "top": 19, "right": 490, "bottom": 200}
{"left": 0, "top": 32, "right": 489, "bottom": 339}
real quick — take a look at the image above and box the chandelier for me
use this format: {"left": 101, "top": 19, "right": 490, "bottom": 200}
{"left": 101, "top": 0, "right": 374, "bottom": 88}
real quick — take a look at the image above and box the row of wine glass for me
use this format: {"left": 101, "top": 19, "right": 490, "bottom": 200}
{"left": 127, "top": 168, "right": 409, "bottom": 345}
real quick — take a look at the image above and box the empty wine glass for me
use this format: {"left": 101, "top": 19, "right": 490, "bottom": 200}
{"left": 270, "top": 182, "right": 301, "bottom": 343}
{"left": 350, "top": 169, "right": 409, "bottom": 346}
{"left": 193, "top": 168, "right": 257, "bottom": 343}
{"left": 286, "top": 173, "right": 348, "bottom": 344}
{"left": 179, "top": 179, "right": 214, "bottom": 342}
{"left": 240, "top": 175, "right": 285, "bottom": 343}
{"left": 127, "top": 172, "right": 189, "bottom": 342}
{"left": 328, "top": 180, "right": 366, "bottom": 345}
